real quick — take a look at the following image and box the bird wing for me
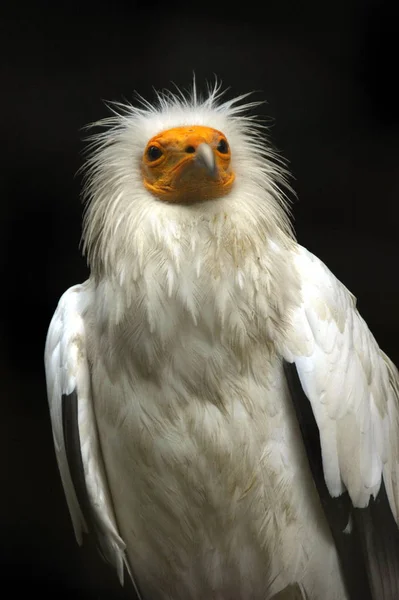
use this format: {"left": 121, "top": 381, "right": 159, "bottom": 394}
{"left": 283, "top": 244, "right": 399, "bottom": 599}
{"left": 44, "top": 284, "right": 142, "bottom": 597}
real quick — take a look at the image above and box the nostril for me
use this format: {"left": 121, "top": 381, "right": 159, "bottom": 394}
{"left": 185, "top": 146, "right": 196, "bottom": 154}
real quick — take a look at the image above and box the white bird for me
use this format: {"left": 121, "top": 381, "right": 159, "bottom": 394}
{"left": 45, "top": 82, "right": 399, "bottom": 600}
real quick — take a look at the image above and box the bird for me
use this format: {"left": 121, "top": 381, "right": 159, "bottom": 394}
{"left": 44, "top": 81, "right": 399, "bottom": 600}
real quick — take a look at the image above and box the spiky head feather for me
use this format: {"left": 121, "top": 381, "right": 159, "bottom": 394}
{"left": 81, "top": 81, "right": 295, "bottom": 281}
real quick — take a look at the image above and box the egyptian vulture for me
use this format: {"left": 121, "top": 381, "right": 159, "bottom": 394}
{"left": 45, "top": 83, "right": 399, "bottom": 600}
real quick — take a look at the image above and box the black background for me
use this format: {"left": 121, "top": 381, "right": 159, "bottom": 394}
{"left": 1, "top": 1, "right": 398, "bottom": 597}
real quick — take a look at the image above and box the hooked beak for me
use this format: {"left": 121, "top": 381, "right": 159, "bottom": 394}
{"left": 195, "top": 143, "right": 217, "bottom": 179}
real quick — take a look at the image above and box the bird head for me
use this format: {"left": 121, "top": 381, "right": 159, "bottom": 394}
{"left": 81, "top": 81, "right": 294, "bottom": 278}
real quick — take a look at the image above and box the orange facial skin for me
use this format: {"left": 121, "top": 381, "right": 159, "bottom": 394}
{"left": 142, "top": 126, "right": 235, "bottom": 204}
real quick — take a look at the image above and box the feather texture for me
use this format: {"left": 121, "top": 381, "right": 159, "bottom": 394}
{"left": 284, "top": 245, "right": 399, "bottom": 521}
{"left": 81, "top": 81, "right": 294, "bottom": 282}
{"left": 45, "top": 81, "right": 399, "bottom": 599}
{"left": 45, "top": 285, "right": 141, "bottom": 595}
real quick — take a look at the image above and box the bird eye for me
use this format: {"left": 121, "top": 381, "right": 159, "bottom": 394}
{"left": 217, "top": 138, "right": 229, "bottom": 154}
{"left": 147, "top": 145, "right": 163, "bottom": 161}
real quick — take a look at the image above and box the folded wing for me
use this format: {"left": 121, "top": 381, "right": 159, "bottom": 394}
{"left": 44, "top": 284, "right": 141, "bottom": 596}
{"left": 284, "top": 245, "right": 399, "bottom": 599}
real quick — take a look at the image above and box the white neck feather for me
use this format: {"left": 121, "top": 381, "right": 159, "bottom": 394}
{"left": 82, "top": 84, "right": 301, "bottom": 378}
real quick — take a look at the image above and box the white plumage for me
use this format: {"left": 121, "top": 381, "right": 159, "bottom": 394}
{"left": 45, "top": 83, "right": 399, "bottom": 600}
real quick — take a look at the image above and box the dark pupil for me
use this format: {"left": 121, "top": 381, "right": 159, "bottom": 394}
{"left": 217, "top": 139, "right": 228, "bottom": 154}
{"left": 147, "top": 146, "right": 163, "bottom": 161}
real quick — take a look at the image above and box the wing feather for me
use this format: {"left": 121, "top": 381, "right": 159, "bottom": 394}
{"left": 285, "top": 246, "right": 399, "bottom": 513}
{"left": 284, "top": 245, "right": 399, "bottom": 598}
{"left": 45, "top": 285, "right": 89, "bottom": 543}
{"left": 45, "top": 284, "right": 141, "bottom": 596}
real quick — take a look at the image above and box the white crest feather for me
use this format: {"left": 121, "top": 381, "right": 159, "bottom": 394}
{"left": 80, "top": 80, "right": 296, "bottom": 281}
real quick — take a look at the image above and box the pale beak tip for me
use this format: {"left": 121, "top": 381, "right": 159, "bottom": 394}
{"left": 195, "top": 143, "right": 217, "bottom": 178}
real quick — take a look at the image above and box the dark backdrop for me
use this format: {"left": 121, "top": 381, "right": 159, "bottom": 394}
{"left": 1, "top": 1, "right": 398, "bottom": 598}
